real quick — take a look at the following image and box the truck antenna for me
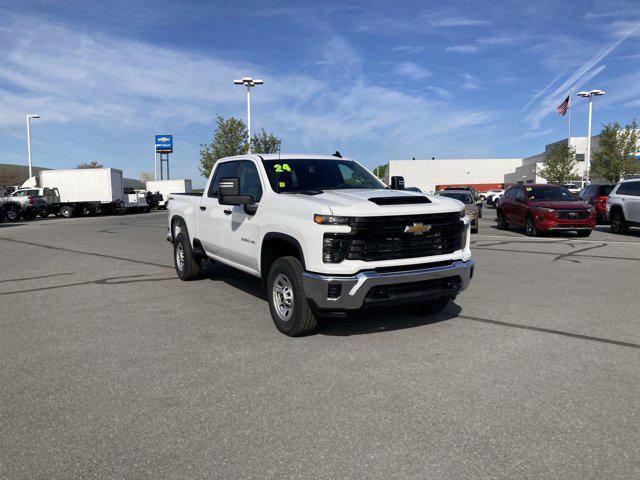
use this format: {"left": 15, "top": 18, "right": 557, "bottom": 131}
{"left": 333, "top": 151, "right": 342, "bottom": 158}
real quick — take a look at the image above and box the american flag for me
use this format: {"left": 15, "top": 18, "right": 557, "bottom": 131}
{"left": 556, "top": 95, "right": 570, "bottom": 116}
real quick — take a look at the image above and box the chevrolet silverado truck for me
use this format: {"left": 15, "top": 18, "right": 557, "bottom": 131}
{"left": 167, "top": 154, "right": 474, "bottom": 336}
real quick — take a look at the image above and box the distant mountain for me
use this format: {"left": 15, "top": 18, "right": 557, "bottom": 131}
{"left": 0, "top": 163, "right": 143, "bottom": 189}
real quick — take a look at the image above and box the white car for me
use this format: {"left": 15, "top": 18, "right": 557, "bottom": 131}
{"left": 485, "top": 189, "right": 504, "bottom": 206}
{"left": 606, "top": 178, "right": 640, "bottom": 233}
{"left": 562, "top": 184, "right": 581, "bottom": 196}
{"left": 167, "top": 154, "right": 474, "bottom": 336}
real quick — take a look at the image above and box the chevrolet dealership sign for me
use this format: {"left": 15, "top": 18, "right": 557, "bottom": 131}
{"left": 155, "top": 135, "right": 173, "bottom": 153}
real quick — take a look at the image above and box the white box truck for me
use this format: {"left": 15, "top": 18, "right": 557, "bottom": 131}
{"left": 146, "top": 179, "right": 192, "bottom": 209}
{"left": 38, "top": 168, "right": 125, "bottom": 217}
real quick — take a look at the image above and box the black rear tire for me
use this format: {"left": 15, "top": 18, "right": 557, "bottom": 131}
{"left": 173, "top": 232, "right": 201, "bottom": 281}
{"left": 267, "top": 256, "right": 317, "bottom": 337}
{"left": 610, "top": 210, "right": 628, "bottom": 234}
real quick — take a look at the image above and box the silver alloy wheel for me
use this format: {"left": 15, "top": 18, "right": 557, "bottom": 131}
{"left": 272, "top": 273, "right": 294, "bottom": 322}
{"left": 176, "top": 243, "right": 185, "bottom": 271}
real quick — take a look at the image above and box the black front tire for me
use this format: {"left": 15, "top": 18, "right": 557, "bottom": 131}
{"left": 173, "top": 232, "right": 201, "bottom": 281}
{"left": 524, "top": 215, "right": 538, "bottom": 237}
{"left": 5, "top": 205, "right": 21, "bottom": 222}
{"left": 496, "top": 211, "right": 508, "bottom": 230}
{"left": 267, "top": 256, "right": 317, "bottom": 337}
{"left": 60, "top": 206, "right": 74, "bottom": 218}
{"left": 610, "top": 210, "right": 628, "bottom": 234}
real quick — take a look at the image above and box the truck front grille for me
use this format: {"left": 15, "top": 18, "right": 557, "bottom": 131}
{"left": 323, "top": 213, "right": 463, "bottom": 263}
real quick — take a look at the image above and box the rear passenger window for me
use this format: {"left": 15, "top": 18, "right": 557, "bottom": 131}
{"left": 616, "top": 183, "right": 631, "bottom": 195}
{"left": 208, "top": 161, "right": 240, "bottom": 198}
{"left": 626, "top": 181, "right": 640, "bottom": 196}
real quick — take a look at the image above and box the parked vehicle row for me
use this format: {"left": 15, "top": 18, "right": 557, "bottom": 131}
{"left": 495, "top": 179, "right": 640, "bottom": 236}
{"left": 0, "top": 168, "right": 193, "bottom": 222}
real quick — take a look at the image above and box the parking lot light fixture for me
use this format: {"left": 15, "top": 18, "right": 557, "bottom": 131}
{"left": 26, "top": 114, "right": 41, "bottom": 178}
{"left": 576, "top": 90, "right": 606, "bottom": 185}
{"left": 233, "top": 77, "right": 263, "bottom": 153}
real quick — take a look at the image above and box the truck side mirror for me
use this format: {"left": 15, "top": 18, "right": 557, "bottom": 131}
{"left": 391, "top": 176, "right": 405, "bottom": 190}
{"left": 218, "top": 177, "right": 254, "bottom": 207}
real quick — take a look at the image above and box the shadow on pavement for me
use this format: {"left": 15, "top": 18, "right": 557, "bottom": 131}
{"left": 318, "top": 303, "right": 461, "bottom": 336}
{"left": 201, "top": 260, "right": 464, "bottom": 336}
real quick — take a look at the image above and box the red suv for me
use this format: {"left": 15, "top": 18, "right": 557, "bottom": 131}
{"left": 578, "top": 184, "right": 614, "bottom": 224}
{"left": 496, "top": 184, "right": 596, "bottom": 237}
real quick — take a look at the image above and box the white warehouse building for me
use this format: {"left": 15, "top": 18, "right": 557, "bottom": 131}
{"left": 387, "top": 158, "right": 522, "bottom": 193}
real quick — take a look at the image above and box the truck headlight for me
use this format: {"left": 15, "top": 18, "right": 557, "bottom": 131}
{"left": 314, "top": 214, "right": 350, "bottom": 225}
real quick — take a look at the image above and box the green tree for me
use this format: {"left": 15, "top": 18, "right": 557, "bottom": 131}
{"left": 139, "top": 171, "right": 154, "bottom": 183}
{"left": 373, "top": 163, "right": 388, "bottom": 180}
{"left": 199, "top": 116, "right": 281, "bottom": 177}
{"left": 251, "top": 129, "right": 281, "bottom": 154}
{"left": 538, "top": 144, "right": 577, "bottom": 185}
{"left": 77, "top": 161, "right": 103, "bottom": 169}
{"left": 199, "top": 116, "right": 248, "bottom": 178}
{"left": 591, "top": 120, "right": 639, "bottom": 183}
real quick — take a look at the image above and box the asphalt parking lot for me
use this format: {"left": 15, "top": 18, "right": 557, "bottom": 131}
{"left": 1, "top": 209, "right": 639, "bottom": 479}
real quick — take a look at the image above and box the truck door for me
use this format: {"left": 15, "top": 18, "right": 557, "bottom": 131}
{"left": 197, "top": 161, "right": 240, "bottom": 257}
{"left": 223, "top": 160, "right": 263, "bottom": 271}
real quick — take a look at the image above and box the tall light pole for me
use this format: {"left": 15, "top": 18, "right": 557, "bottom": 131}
{"left": 233, "top": 77, "right": 263, "bottom": 153}
{"left": 26, "top": 114, "right": 41, "bottom": 178}
{"left": 577, "top": 89, "right": 605, "bottom": 185}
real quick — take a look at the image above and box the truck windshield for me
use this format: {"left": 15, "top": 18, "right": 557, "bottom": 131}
{"left": 261, "top": 159, "right": 386, "bottom": 193}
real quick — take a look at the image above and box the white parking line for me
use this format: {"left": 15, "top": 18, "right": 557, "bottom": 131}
{"left": 473, "top": 234, "right": 640, "bottom": 246}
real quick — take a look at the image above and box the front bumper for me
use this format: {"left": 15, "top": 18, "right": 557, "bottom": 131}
{"left": 302, "top": 259, "right": 474, "bottom": 311}
{"left": 535, "top": 216, "right": 595, "bottom": 231}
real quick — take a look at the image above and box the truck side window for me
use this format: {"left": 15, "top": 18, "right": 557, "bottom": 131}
{"left": 208, "top": 161, "right": 240, "bottom": 198}
{"left": 237, "top": 161, "right": 263, "bottom": 202}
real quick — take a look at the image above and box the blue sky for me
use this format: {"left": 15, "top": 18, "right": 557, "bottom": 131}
{"left": 1, "top": 0, "right": 639, "bottom": 186}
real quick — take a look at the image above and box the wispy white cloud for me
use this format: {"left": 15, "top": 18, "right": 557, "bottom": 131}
{"left": 524, "top": 23, "right": 640, "bottom": 130}
{"left": 0, "top": 14, "right": 493, "bottom": 165}
{"left": 445, "top": 45, "right": 480, "bottom": 53}
{"left": 394, "top": 62, "right": 431, "bottom": 80}
{"left": 462, "top": 74, "right": 481, "bottom": 90}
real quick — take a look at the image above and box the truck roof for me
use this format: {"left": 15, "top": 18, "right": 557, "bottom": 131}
{"left": 222, "top": 154, "right": 354, "bottom": 162}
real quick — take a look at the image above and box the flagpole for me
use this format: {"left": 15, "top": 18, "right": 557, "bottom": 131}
{"left": 567, "top": 89, "right": 572, "bottom": 146}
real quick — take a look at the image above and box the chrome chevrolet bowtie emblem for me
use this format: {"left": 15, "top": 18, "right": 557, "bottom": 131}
{"left": 404, "top": 222, "right": 431, "bottom": 235}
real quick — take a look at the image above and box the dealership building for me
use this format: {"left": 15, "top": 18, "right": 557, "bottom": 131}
{"left": 504, "top": 136, "right": 599, "bottom": 186}
{"left": 387, "top": 158, "right": 522, "bottom": 192}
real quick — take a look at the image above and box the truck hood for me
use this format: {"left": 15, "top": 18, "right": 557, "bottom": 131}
{"left": 307, "top": 189, "right": 463, "bottom": 216}
{"left": 529, "top": 200, "right": 590, "bottom": 210}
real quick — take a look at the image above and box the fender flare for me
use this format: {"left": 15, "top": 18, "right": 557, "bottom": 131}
{"left": 261, "top": 232, "right": 306, "bottom": 270}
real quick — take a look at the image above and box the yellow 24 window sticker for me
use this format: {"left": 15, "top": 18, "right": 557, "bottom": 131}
{"left": 278, "top": 181, "right": 286, "bottom": 187}
{"left": 273, "top": 163, "right": 292, "bottom": 173}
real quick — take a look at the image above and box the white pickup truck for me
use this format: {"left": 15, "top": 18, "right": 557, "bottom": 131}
{"left": 168, "top": 154, "right": 474, "bottom": 336}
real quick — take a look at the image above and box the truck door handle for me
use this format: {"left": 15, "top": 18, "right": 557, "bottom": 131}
{"left": 199, "top": 205, "right": 206, "bottom": 211}
{"left": 223, "top": 209, "right": 232, "bottom": 215}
